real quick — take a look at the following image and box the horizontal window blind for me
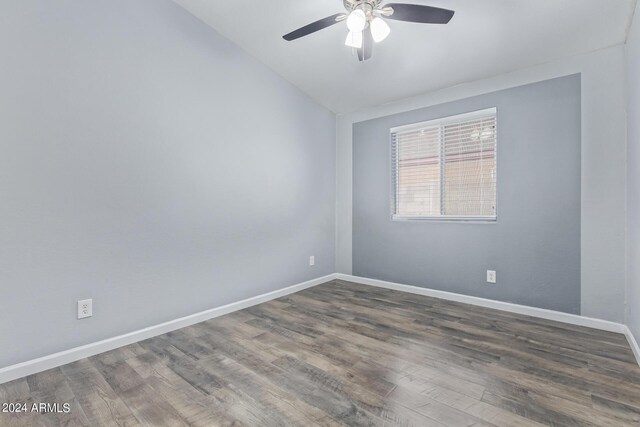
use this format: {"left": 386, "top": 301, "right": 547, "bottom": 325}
{"left": 391, "top": 109, "right": 497, "bottom": 220}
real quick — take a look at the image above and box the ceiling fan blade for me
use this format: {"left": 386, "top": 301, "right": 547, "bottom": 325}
{"left": 283, "top": 13, "right": 345, "bottom": 41}
{"left": 357, "top": 27, "right": 373, "bottom": 62}
{"left": 384, "top": 3, "right": 454, "bottom": 24}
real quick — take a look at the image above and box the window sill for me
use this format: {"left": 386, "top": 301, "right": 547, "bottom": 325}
{"left": 391, "top": 215, "right": 497, "bottom": 223}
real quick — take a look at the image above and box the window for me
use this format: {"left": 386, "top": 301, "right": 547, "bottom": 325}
{"left": 391, "top": 108, "right": 497, "bottom": 220}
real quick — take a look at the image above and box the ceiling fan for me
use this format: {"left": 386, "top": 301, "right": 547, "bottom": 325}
{"left": 282, "top": 0, "right": 455, "bottom": 61}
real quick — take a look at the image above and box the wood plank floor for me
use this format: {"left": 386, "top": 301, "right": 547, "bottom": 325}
{"left": 1, "top": 279, "right": 639, "bottom": 426}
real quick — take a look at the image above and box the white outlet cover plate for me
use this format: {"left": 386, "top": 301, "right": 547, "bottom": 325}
{"left": 487, "top": 270, "right": 497, "bottom": 284}
{"left": 309, "top": 256, "right": 315, "bottom": 266}
{"left": 78, "top": 299, "right": 93, "bottom": 319}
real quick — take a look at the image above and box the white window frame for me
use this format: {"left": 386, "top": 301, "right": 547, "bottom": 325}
{"left": 390, "top": 107, "right": 498, "bottom": 222}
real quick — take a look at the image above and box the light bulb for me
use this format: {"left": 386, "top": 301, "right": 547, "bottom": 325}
{"left": 345, "top": 30, "right": 363, "bottom": 48}
{"left": 346, "top": 9, "right": 367, "bottom": 32}
{"left": 370, "top": 17, "right": 390, "bottom": 43}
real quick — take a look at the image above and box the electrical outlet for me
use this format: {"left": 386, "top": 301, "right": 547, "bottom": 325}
{"left": 309, "top": 256, "right": 315, "bottom": 266}
{"left": 486, "top": 270, "right": 497, "bottom": 284}
{"left": 78, "top": 299, "right": 92, "bottom": 319}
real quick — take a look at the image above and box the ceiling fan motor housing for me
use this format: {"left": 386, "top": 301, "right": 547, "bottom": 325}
{"left": 343, "top": 0, "right": 382, "bottom": 14}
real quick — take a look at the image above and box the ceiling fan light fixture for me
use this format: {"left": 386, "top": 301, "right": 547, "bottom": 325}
{"left": 370, "top": 17, "right": 390, "bottom": 42}
{"left": 346, "top": 9, "right": 367, "bottom": 32}
{"left": 282, "top": 2, "right": 455, "bottom": 61}
{"left": 345, "top": 30, "right": 363, "bottom": 48}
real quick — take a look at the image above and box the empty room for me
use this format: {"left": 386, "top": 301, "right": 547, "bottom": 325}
{"left": 1, "top": 0, "right": 640, "bottom": 425}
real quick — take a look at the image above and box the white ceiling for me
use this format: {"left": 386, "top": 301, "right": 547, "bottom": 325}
{"left": 173, "top": 0, "right": 635, "bottom": 113}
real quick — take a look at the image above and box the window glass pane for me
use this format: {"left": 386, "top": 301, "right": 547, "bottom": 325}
{"left": 443, "top": 117, "right": 496, "bottom": 217}
{"left": 396, "top": 127, "right": 440, "bottom": 216}
{"left": 443, "top": 157, "right": 496, "bottom": 216}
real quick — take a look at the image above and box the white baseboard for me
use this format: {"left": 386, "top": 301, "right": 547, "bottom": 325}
{"left": 624, "top": 327, "right": 640, "bottom": 366}
{"left": 3, "top": 272, "right": 638, "bottom": 384}
{"left": 0, "top": 274, "right": 336, "bottom": 385}
{"left": 340, "top": 273, "right": 640, "bottom": 367}
{"left": 336, "top": 274, "right": 628, "bottom": 334}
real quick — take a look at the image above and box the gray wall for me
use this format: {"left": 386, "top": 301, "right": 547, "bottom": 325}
{"left": 627, "top": 6, "right": 640, "bottom": 339}
{"left": 353, "top": 75, "right": 581, "bottom": 313}
{"left": 0, "top": 0, "right": 335, "bottom": 368}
